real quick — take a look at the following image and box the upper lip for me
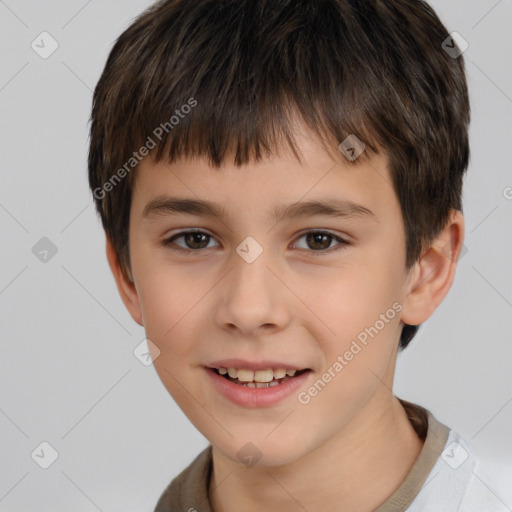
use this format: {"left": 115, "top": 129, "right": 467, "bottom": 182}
{"left": 206, "top": 359, "right": 309, "bottom": 371}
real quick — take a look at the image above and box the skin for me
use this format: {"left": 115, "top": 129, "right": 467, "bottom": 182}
{"left": 106, "top": 126, "right": 465, "bottom": 511}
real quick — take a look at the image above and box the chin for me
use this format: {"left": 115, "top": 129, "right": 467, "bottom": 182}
{"left": 212, "top": 433, "right": 310, "bottom": 469}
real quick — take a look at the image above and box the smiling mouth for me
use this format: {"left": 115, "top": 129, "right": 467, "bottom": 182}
{"left": 210, "top": 367, "right": 310, "bottom": 388}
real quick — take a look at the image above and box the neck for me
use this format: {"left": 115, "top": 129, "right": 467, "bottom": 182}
{"left": 209, "top": 394, "right": 423, "bottom": 512}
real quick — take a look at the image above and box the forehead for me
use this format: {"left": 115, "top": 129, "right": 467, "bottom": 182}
{"left": 131, "top": 130, "right": 398, "bottom": 225}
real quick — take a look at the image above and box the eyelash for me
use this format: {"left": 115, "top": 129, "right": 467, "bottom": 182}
{"left": 161, "top": 229, "right": 350, "bottom": 256}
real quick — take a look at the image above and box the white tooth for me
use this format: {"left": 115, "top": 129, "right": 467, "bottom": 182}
{"left": 246, "top": 382, "right": 256, "bottom": 388}
{"left": 255, "top": 382, "right": 269, "bottom": 388}
{"left": 286, "top": 369, "right": 297, "bottom": 377}
{"left": 254, "top": 369, "right": 273, "bottom": 382}
{"left": 227, "top": 367, "right": 237, "bottom": 378}
{"left": 273, "top": 368, "right": 287, "bottom": 379}
{"left": 268, "top": 381, "right": 279, "bottom": 387}
{"left": 237, "top": 369, "right": 255, "bottom": 382}
{"left": 218, "top": 367, "right": 227, "bottom": 375}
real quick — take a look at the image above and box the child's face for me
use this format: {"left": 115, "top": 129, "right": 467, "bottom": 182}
{"left": 126, "top": 129, "right": 415, "bottom": 466}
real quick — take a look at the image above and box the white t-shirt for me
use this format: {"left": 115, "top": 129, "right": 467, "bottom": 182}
{"left": 406, "top": 429, "right": 510, "bottom": 512}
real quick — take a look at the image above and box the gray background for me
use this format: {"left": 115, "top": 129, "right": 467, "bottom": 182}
{"left": 1, "top": 0, "right": 511, "bottom": 510}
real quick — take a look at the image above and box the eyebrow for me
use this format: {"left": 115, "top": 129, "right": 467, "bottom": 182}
{"left": 142, "top": 196, "right": 376, "bottom": 222}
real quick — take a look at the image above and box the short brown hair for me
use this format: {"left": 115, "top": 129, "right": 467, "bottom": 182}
{"left": 88, "top": 0, "right": 470, "bottom": 349}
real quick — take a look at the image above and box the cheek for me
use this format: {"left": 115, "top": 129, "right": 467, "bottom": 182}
{"left": 132, "top": 241, "right": 205, "bottom": 335}
{"left": 304, "top": 259, "right": 403, "bottom": 394}
{"left": 300, "top": 275, "right": 401, "bottom": 420}
{"left": 309, "top": 262, "right": 401, "bottom": 339}
{"left": 132, "top": 260, "right": 199, "bottom": 370}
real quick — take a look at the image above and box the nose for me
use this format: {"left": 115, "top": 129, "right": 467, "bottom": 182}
{"left": 213, "top": 244, "right": 292, "bottom": 336}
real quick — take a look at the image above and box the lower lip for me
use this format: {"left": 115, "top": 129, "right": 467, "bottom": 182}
{"left": 205, "top": 368, "right": 312, "bottom": 408}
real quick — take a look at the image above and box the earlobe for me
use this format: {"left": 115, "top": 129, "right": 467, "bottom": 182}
{"left": 400, "top": 210, "right": 465, "bottom": 326}
{"left": 105, "top": 234, "right": 144, "bottom": 326}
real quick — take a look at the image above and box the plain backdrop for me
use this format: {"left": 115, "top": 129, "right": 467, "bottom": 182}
{"left": 1, "top": 0, "right": 511, "bottom": 510}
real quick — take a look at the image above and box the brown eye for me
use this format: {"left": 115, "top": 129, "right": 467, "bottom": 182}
{"left": 293, "top": 230, "right": 349, "bottom": 255}
{"left": 162, "top": 230, "right": 218, "bottom": 252}
{"left": 182, "top": 232, "right": 210, "bottom": 249}
{"left": 305, "top": 232, "right": 333, "bottom": 250}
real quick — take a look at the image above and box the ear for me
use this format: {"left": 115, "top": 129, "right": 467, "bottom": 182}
{"left": 105, "top": 234, "right": 144, "bottom": 326}
{"left": 400, "top": 209, "right": 465, "bottom": 326}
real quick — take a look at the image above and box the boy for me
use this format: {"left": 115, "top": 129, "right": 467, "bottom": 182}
{"left": 88, "top": 0, "right": 506, "bottom": 510}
